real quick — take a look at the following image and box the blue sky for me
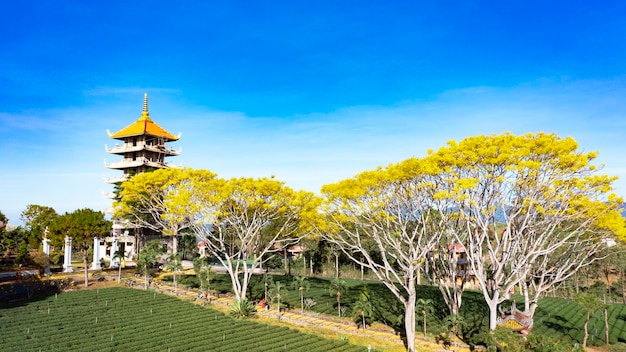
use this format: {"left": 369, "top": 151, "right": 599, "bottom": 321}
{"left": 1, "top": 1, "right": 626, "bottom": 225}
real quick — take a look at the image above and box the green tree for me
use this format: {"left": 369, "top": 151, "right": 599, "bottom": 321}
{"left": 416, "top": 298, "right": 434, "bottom": 337}
{"left": 352, "top": 299, "right": 373, "bottom": 330}
{"left": 262, "top": 274, "right": 273, "bottom": 304}
{"left": 177, "top": 233, "right": 196, "bottom": 260}
{"left": 329, "top": 279, "right": 347, "bottom": 318}
{"left": 137, "top": 240, "right": 165, "bottom": 289}
{"left": 0, "top": 210, "right": 7, "bottom": 230}
{"left": 193, "top": 257, "right": 212, "bottom": 293}
{"left": 20, "top": 204, "right": 58, "bottom": 248}
{"left": 1, "top": 225, "right": 27, "bottom": 257}
{"left": 166, "top": 253, "right": 183, "bottom": 290}
{"left": 112, "top": 248, "right": 127, "bottom": 283}
{"left": 291, "top": 276, "right": 310, "bottom": 313}
{"left": 575, "top": 292, "right": 606, "bottom": 348}
{"left": 48, "top": 209, "right": 111, "bottom": 287}
{"left": 444, "top": 313, "right": 465, "bottom": 337}
{"left": 269, "top": 281, "right": 287, "bottom": 320}
{"left": 0, "top": 210, "right": 9, "bottom": 254}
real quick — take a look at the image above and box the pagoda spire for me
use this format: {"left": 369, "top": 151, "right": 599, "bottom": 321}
{"left": 141, "top": 92, "right": 150, "bottom": 119}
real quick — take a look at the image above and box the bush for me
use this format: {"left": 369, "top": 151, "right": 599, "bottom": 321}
{"left": 525, "top": 332, "right": 585, "bottom": 352}
{"left": 228, "top": 299, "right": 256, "bottom": 319}
{"left": 492, "top": 327, "right": 525, "bottom": 352}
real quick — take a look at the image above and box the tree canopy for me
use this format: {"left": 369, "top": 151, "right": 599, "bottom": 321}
{"left": 48, "top": 208, "right": 111, "bottom": 287}
{"left": 115, "top": 168, "right": 217, "bottom": 241}
{"left": 180, "top": 175, "right": 322, "bottom": 302}
{"left": 321, "top": 132, "right": 625, "bottom": 348}
{"left": 20, "top": 204, "right": 58, "bottom": 247}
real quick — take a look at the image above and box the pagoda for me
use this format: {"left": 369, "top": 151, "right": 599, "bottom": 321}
{"left": 97, "top": 93, "right": 181, "bottom": 269}
{"left": 104, "top": 93, "right": 181, "bottom": 179}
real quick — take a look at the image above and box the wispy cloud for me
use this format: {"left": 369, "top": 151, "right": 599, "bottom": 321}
{"left": 2, "top": 77, "right": 625, "bottom": 226}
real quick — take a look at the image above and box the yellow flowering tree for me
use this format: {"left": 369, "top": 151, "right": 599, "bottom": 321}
{"left": 181, "top": 176, "right": 322, "bottom": 302}
{"left": 115, "top": 168, "right": 217, "bottom": 252}
{"left": 429, "top": 132, "right": 625, "bottom": 330}
{"left": 321, "top": 157, "right": 447, "bottom": 352}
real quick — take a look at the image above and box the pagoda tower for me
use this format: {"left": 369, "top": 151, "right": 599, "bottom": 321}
{"left": 104, "top": 93, "right": 181, "bottom": 178}
{"left": 98, "top": 93, "right": 181, "bottom": 269}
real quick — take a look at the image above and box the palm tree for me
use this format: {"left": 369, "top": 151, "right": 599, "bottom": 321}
{"left": 262, "top": 274, "right": 273, "bottom": 304}
{"left": 291, "top": 276, "right": 310, "bottom": 313}
{"left": 167, "top": 253, "right": 183, "bottom": 290}
{"left": 269, "top": 281, "right": 287, "bottom": 320}
{"left": 352, "top": 300, "right": 373, "bottom": 330}
{"left": 445, "top": 313, "right": 465, "bottom": 337}
{"left": 416, "top": 298, "right": 435, "bottom": 337}
{"left": 329, "top": 279, "right": 348, "bottom": 318}
{"left": 112, "top": 248, "right": 126, "bottom": 283}
{"left": 137, "top": 240, "right": 164, "bottom": 289}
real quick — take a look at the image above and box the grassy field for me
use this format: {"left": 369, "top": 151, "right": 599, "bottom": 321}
{"left": 0, "top": 287, "right": 366, "bottom": 352}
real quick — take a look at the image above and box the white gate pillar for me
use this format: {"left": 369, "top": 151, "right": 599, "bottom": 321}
{"left": 109, "top": 236, "right": 119, "bottom": 269}
{"left": 42, "top": 232, "right": 52, "bottom": 275}
{"left": 91, "top": 237, "right": 102, "bottom": 270}
{"left": 62, "top": 236, "right": 73, "bottom": 273}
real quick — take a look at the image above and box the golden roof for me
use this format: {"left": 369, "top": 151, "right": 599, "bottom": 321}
{"left": 107, "top": 93, "right": 180, "bottom": 141}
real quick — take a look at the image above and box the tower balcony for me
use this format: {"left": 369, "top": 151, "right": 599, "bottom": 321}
{"left": 103, "top": 175, "right": 129, "bottom": 184}
{"left": 101, "top": 190, "right": 117, "bottom": 199}
{"left": 104, "top": 157, "right": 169, "bottom": 170}
{"left": 105, "top": 144, "right": 181, "bottom": 156}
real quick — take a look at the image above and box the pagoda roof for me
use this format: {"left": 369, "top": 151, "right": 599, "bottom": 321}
{"left": 107, "top": 93, "right": 180, "bottom": 141}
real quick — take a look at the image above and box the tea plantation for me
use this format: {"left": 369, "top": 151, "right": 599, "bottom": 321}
{"left": 0, "top": 287, "right": 363, "bottom": 352}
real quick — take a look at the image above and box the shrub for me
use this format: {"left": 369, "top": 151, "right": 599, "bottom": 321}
{"left": 228, "top": 299, "right": 256, "bottom": 319}
{"left": 492, "top": 327, "right": 525, "bottom": 352}
{"left": 525, "top": 332, "right": 585, "bottom": 352}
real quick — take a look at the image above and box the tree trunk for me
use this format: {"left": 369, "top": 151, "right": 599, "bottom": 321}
{"left": 621, "top": 269, "right": 626, "bottom": 304}
{"left": 337, "top": 294, "right": 341, "bottom": 317}
{"left": 488, "top": 292, "right": 500, "bottom": 331}
{"left": 605, "top": 308, "right": 609, "bottom": 344}
{"left": 310, "top": 257, "right": 313, "bottom": 276}
{"left": 417, "top": 265, "right": 421, "bottom": 285}
{"left": 303, "top": 254, "right": 306, "bottom": 276}
{"left": 118, "top": 265, "right": 122, "bottom": 283}
{"left": 529, "top": 302, "right": 538, "bottom": 318}
{"left": 335, "top": 253, "right": 339, "bottom": 279}
{"left": 583, "top": 313, "right": 591, "bottom": 348}
{"left": 423, "top": 313, "right": 427, "bottom": 337}
{"left": 522, "top": 282, "right": 530, "bottom": 312}
{"left": 82, "top": 251, "right": 89, "bottom": 288}
{"left": 405, "top": 294, "right": 417, "bottom": 352}
{"left": 361, "top": 263, "right": 364, "bottom": 281}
